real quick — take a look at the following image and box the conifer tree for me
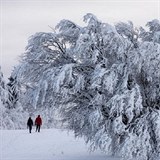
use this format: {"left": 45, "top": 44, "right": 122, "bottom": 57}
{"left": 7, "top": 74, "right": 19, "bottom": 109}
{"left": 0, "top": 66, "right": 7, "bottom": 104}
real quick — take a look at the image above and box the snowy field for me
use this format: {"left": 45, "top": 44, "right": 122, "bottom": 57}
{"left": 1, "top": 128, "right": 120, "bottom": 160}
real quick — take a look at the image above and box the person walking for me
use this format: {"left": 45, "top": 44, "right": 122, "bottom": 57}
{"left": 27, "top": 117, "right": 33, "bottom": 133}
{"left": 35, "top": 115, "right": 42, "bottom": 132}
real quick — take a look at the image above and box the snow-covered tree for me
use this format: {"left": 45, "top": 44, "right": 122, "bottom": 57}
{"left": 140, "top": 19, "right": 160, "bottom": 43}
{"left": 6, "top": 76, "right": 19, "bottom": 109}
{"left": 0, "top": 66, "right": 28, "bottom": 129}
{"left": 0, "top": 66, "right": 7, "bottom": 104}
{"left": 0, "top": 66, "right": 7, "bottom": 129}
{"left": 16, "top": 14, "right": 160, "bottom": 160}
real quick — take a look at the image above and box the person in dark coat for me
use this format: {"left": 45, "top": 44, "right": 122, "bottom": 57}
{"left": 27, "top": 117, "right": 33, "bottom": 133}
{"left": 35, "top": 115, "right": 42, "bottom": 132}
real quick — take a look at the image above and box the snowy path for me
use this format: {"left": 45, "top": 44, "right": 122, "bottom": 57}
{"left": 1, "top": 128, "right": 119, "bottom": 160}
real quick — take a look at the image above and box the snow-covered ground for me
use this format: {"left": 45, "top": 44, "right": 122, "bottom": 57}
{"left": 1, "top": 128, "right": 120, "bottom": 160}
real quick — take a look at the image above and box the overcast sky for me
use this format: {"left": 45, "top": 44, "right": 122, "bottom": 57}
{"left": 1, "top": 0, "right": 159, "bottom": 80}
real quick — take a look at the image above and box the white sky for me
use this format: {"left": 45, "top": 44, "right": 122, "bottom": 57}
{"left": 1, "top": 0, "right": 160, "bottom": 80}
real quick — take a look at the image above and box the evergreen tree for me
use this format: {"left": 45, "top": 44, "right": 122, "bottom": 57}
{"left": 7, "top": 71, "right": 19, "bottom": 109}
{"left": 7, "top": 76, "right": 18, "bottom": 108}
{"left": 0, "top": 66, "right": 7, "bottom": 104}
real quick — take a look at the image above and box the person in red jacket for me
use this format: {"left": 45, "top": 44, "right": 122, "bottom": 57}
{"left": 35, "top": 115, "right": 42, "bottom": 132}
